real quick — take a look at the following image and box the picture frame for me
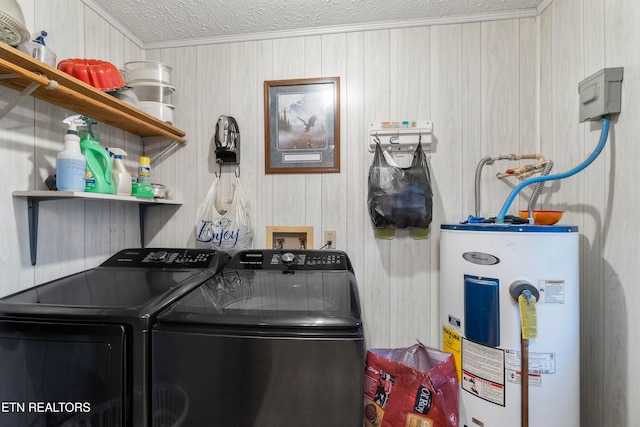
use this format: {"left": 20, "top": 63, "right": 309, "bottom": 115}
{"left": 264, "top": 77, "right": 340, "bottom": 174}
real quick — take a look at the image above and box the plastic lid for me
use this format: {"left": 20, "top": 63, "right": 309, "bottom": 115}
{"left": 139, "top": 156, "right": 150, "bottom": 165}
{"left": 157, "top": 270, "right": 362, "bottom": 329}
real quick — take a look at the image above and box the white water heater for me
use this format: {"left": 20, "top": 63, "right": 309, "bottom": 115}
{"left": 440, "top": 223, "right": 579, "bottom": 427}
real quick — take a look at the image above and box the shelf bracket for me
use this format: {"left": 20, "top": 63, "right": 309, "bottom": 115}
{"left": 138, "top": 203, "right": 178, "bottom": 247}
{"left": 0, "top": 81, "right": 41, "bottom": 120}
{"left": 142, "top": 137, "right": 185, "bottom": 164}
{"left": 27, "top": 197, "right": 40, "bottom": 266}
{"left": 139, "top": 205, "right": 145, "bottom": 248}
{"left": 150, "top": 140, "right": 181, "bottom": 164}
{"left": 0, "top": 74, "right": 58, "bottom": 120}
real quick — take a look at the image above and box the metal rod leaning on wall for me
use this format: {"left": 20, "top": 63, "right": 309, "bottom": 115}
{"left": 521, "top": 336, "right": 529, "bottom": 427}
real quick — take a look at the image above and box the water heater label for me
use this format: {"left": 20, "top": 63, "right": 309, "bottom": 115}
{"left": 442, "top": 325, "right": 462, "bottom": 382}
{"left": 506, "top": 370, "right": 542, "bottom": 386}
{"left": 538, "top": 280, "right": 566, "bottom": 304}
{"left": 505, "top": 349, "right": 557, "bottom": 374}
{"left": 461, "top": 339, "right": 505, "bottom": 406}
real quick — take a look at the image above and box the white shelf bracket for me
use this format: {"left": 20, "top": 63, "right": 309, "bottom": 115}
{"left": 0, "top": 81, "right": 40, "bottom": 119}
{"left": 368, "top": 120, "right": 433, "bottom": 153}
{"left": 0, "top": 74, "right": 58, "bottom": 120}
{"left": 143, "top": 137, "right": 187, "bottom": 164}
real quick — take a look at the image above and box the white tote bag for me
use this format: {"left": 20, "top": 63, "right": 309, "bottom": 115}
{"left": 195, "top": 176, "right": 253, "bottom": 255}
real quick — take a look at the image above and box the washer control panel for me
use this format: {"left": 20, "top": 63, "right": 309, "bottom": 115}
{"left": 101, "top": 248, "right": 227, "bottom": 269}
{"left": 230, "top": 250, "right": 350, "bottom": 270}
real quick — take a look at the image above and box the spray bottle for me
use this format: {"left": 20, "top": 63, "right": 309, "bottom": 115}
{"left": 79, "top": 117, "right": 115, "bottom": 194}
{"left": 57, "top": 115, "right": 86, "bottom": 192}
{"left": 108, "top": 148, "right": 132, "bottom": 196}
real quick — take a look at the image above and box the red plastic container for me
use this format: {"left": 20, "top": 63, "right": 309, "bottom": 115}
{"left": 57, "top": 58, "right": 125, "bottom": 91}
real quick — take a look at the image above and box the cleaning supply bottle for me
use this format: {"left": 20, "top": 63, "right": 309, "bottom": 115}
{"left": 138, "top": 156, "right": 151, "bottom": 184}
{"left": 56, "top": 115, "right": 86, "bottom": 192}
{"left": 108, "top": 147, "right": 132, "bottom": 196}
{"left": 79, "top": 117, "right": 115, "bottom": 194}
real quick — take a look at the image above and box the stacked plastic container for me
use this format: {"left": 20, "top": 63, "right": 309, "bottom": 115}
{"left": 123, "top": 60, "right": 175, "bottom": 124}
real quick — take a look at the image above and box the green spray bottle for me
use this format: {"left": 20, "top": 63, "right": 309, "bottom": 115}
{"left": 79, "top": 117, "right": 115, "bottom": 194}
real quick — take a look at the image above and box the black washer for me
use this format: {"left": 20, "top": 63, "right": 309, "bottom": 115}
{"left": 152, "top": 249, "right": 365, "bottom": 427}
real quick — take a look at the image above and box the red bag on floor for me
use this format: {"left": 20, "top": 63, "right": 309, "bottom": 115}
{"left": 364, "top": 342, "right": 459, "bottom": 427}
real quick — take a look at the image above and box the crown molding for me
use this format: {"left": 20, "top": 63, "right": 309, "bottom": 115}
{"left": 81, "top": 1, "right": 549, "bottom": 50}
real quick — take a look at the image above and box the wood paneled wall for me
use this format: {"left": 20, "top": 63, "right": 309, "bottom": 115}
{"left": 1, "top": 0, "right": 637, "bottom": 425}
{"left": 1, "top": 0, "right": 144, "bottom": 292}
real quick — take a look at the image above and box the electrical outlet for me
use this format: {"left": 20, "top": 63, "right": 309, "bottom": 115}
{"left": 324, "top": 230, "right": 336, "bottom": 249}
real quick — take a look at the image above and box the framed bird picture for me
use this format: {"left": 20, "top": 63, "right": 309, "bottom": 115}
{"left": 263, "top": 77, "right": 340, "bottom": 174}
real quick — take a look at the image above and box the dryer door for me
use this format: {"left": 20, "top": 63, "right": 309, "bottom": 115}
{"left": 0, "top": 320, "right": 127, "bottom": 426}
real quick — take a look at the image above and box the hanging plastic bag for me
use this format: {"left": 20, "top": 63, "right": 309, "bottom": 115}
{"left": 195, "top": 176, "right": 253, "bottom": 255}
{"left": 364, "top": 342, "right": 459, "bottom": 427}
{"left": 367, "top": 141, "right": 433, "bottom": 230}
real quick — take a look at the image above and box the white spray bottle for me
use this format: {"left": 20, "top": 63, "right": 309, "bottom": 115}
{"left": 57, "top": 115, "right": 86, "bottom": 192}
{"left": 108, "top": 147, "right": 132, "bottom": 196}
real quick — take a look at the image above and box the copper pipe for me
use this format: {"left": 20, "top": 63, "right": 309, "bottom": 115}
{"left": 521, "top": 336, "right": 529, "bottom": 427}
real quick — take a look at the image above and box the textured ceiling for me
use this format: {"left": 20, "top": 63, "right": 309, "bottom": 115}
{"left": 85, "top": 0, "right": 548, "bottom": 48}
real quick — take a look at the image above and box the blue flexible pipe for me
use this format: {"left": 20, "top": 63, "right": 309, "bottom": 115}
{"left": 496, "top": 116, "right": 611, "bottom": 223}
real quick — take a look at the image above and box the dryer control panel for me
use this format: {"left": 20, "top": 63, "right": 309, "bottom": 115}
{"left": 228, "top": 250, "right": 351, "bottom": 271}
{"left": 100, "top": 248, "right": 228, "bottom": 270}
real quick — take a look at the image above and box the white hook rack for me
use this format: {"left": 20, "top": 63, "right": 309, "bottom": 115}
{"left": 368, "top": 120, "right": 433, "bottom": 153}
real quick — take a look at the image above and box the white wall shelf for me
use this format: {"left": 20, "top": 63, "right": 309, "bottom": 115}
{"left": 13, "top": 191, "right": 183, "bottom": 265}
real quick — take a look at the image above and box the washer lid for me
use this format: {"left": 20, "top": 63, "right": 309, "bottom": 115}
{"left": 0, "top": 248, "right": 227, "bottom": 312}
{"left": 2, "top": 269, "right": 201, "bottom": 309}
{"left": 156, "top": 269, "right": 362, "bottom": 329}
